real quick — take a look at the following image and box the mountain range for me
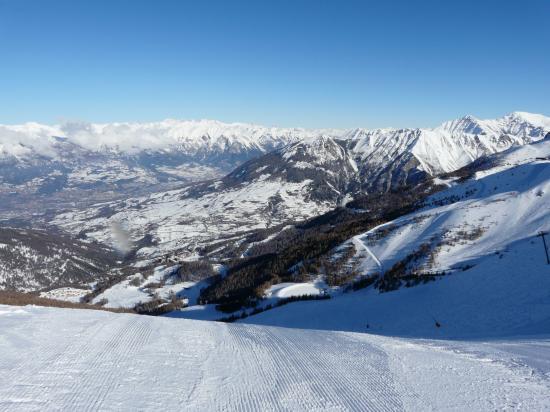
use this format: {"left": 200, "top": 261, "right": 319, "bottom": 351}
{"left": 1, "top": 111, "right": 549, "bottom": 295}
{"left": 49, "top": 112, "right": 550, "bottom": 257}
{"left": 2, "top": 112, "right": 548, "bottom": 208}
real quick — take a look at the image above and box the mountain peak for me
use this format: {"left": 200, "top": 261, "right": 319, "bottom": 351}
{"left": 505, "top": 111, "right": 550, "bottom": 127}
{"left": 461, "top": 114, "right": 478, "bottom": 121}
{"left": 435, "top": 114, "right": 485, "bottom": 135}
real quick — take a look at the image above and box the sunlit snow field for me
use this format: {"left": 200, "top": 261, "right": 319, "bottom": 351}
{"left": 1, "top": 305, "right": 549, "bottom": 411}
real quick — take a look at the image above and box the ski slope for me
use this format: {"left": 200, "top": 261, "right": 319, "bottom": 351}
{"left": 1, "top": 305, "right": 549, "bottom": 411}
{"left": 244, "top": 140, "right": 550, "bottom": 339}
{"left": 354, "top": 139, "right": 550, "bottom": 277}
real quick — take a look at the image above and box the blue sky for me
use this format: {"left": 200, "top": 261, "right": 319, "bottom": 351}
{"left": 0, "top": 0, "right": 549, "bottom": 128}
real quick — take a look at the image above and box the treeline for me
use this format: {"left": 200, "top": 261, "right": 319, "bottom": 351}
{"left": 134, "top": 292, "right": 186, "bottom": 316}
{"left": 176, "top": 260, "right": 217, "bottom": 282}
{"left": 375, "top": 224, "right": 485, "bottom": 292}
{"left": 217, "top": 294, "right": 331, "bottom": 322}
{"left": 376, "top": 242, "right": 434, "bottom": 292}
{"left": 200, "top": 180, "right": 442, "bottom": 311}
{"left": 439, "top": 155, "right": 495, "bottom": 183}
{"left": 0, "top": 290, "right": 132, "bottom": 313}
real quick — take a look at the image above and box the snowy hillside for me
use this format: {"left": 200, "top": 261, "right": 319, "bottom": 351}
{"left": 0, "top": 119, "right": 336, "bottom": 220}
{"left": 52, "top": 176, "right": 334, "bottom": 259}
{"left": 1, "top": 112, "right": 548, "bottom": 211}
{"left": 54, "top": 137, "right": 550, "bottom": 310}
{"left": 243, "top": 139, "right": 550, "bottom": 338}
{"left": 1, "top": 304, "right": 549, "bottom": 411}
{"left": 0, "top": 227, "right": 116, "bottom": 291}
{"left": 51, "top": 113, "right": 550, "bottom": 260}
{"left": 50, "top": 135, "right": 358, "bottom": 259}
{"left": 343, "top": 111, "right": 550, "bottom": 192}
{"left": 355, "top": 139, "right": 550, "bottom": 278}
{"left": 2, "top": 112, "right": 549, "bottom": 295}
{"left": 69, "top": 137, "right": 550, "bottom": 327}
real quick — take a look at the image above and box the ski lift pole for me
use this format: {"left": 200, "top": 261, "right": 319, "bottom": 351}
{"left": 540, "top": 231, "right": 550, "bottom": 265}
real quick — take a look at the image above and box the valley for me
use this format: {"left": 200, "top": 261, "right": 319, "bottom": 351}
{"left": 1, "top": 113, "right": 550, "bottom": 324}
{"left": 3, "top": 1, "right": 550, "bottom": 409}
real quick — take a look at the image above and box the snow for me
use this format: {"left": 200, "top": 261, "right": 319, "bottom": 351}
{"left": 348, "top": 111, "right": 550, "bottom": 176}
{"left": 132, "top": 259, "right": 155, "bottom": 268}
{"left": 0, "top": 119, "right": 338, "bottom": 158}
{"left": 431, "top": 176, "right": 457, "bottom": 187}
{"left": 508, "top": 111, "right": 550, "bottom": 128}
{"left": 91, "top": 265, "right": 218, "bottom": 312}
{"left": 243, "top": 140, "right": 550, "bottom": 339}
{"left": 0, "top": 304, "right": 549, "bottom": 411}
{"left": 39, "top": 287, "right": 89, "bottom": 303}
{"left": 168, "top": 303, "right": 224, "bottom": 321}
{"left": 265, "top": 282, "right": 324, "bottom": 298}
{"left": 54, "top": 178, "right": 331, "bottom": 258}
{"left": 92, "top": 278, "right": 151, "bottom": 309}
{"left": 92, "top": 265, "right": 182, "bottom": 309}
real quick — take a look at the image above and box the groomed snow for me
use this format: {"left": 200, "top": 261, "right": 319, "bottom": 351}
{"left": 1, "top": 305, "right": 549, "bottom": 411}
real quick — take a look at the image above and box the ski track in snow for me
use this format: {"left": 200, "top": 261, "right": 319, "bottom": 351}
{"left": 353, "top": 235, "right": 383, "bottom": 271}
{"left": 1, "top": 306, "right": 550, "bottom": 411}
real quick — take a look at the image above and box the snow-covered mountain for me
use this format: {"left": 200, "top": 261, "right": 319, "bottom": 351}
{"left": 411, "top": 111, "right": 550, "bottom": 173}
{"left": 68, "top": 134, "right": 550, "bottom": 329}
{"left": 0, "top": 226, "right": 116, "bottom": 291}
{"left": 191, "top": 111, "right": 550, "bottom": 201}
{"left": 0, "top": 119, "right": 339, "bottom": 219}
{"left": 0, "top": 119, "right": 338, "bottom": 159}
{"left": 2, "top": 112, "right": 549, "bottom": 294}
{"left": 313, "top": 111, "right": 550, "bottom": 193}
{"left": 242, "top": 138, "right": 550, "bottom": 338}
{"left": 49, "top": 112, "right": 550, "bottom": 260}
{"left": 2, "top": 112, "right": 548, "bottom": 208}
